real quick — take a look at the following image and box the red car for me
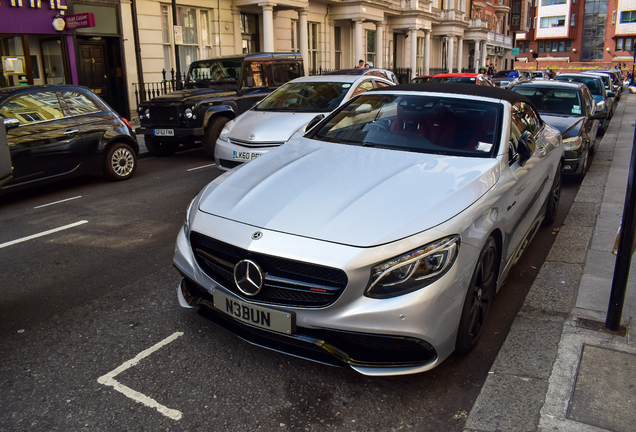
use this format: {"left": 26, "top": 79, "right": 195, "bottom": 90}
{"left": 430, "top": 73, "right": 494, "bottom": 86}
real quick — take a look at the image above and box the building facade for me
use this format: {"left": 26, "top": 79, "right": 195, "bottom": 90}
{"left": 513, "top": 0, "right": 636, "bottom": 73}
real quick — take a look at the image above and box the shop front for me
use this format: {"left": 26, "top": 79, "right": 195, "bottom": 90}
{"left": 0, "top": 0, "right": 77, "bottom": 88}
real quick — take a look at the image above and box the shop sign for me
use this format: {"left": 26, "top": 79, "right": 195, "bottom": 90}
{"left": 52, "top": 16, "right": 65, "bottom": 31}
{"left": 4, "top": 0, "right": 67, "bottom": 10}
{"left": 65, "top": 12, "right": 95, "bottom": 29}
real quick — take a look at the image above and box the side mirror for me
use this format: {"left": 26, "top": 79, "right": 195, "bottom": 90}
{"left": 3, "top": 118, "right": 19, "bottom": 130}
{"left": 246, "top": 76, "right": 254, "bottom": 88}
{"left": 305, "top": 114, "right": 325, "bottom": 132}
{"left": 607, "top": 91, "right": 616, "bottom": 98}
{"left": 517, "top": 131, "right": 535, "bottom": 166}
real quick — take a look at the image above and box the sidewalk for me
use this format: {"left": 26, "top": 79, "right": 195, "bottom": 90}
{"left": 465, "top": 94, "right": 636, "bottom": 431}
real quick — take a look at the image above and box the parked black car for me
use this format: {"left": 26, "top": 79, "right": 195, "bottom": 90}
{"left": 553, "top": 73, "right": 613, "bottom": 134}
{"left": 0, "top": 85, "right": 138, "bottom": 195}
{"left": 510, "top": 81, "right": 603, "bottom": 180}
{"left": 135, "top": 52, "right": 303, "bottom": 158}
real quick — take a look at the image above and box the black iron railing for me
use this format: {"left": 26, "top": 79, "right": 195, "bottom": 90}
{"left": 133, "top": 68, "right": 186, "bottom": 109}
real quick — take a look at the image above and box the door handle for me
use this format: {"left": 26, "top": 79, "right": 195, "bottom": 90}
{"left": 64, "top": 130, "right": 79, "bottom": 135}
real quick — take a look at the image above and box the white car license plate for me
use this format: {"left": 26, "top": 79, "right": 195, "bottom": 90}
{"left": 213, "top": 290, "right": 294, "bottom": 334}
{"left": 232, "top": 151, "right": 262, "bottom": 161}
{"left": 154, "top": 129, "right": 174, "bottom": 136}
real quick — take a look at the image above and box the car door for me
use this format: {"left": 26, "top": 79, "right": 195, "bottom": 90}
{"left": 0, "top": 90, "right": 82, "bottom": 184}
{"left": 581, "top": 87, "right": 599, "bottom": 147}
{"left": 0, "top": 120, "right": 12, "bottom": 185}
{"left": 501, "top": 102, "right": 552, "bottom": 267}
{"left": 59, "top": 89, "right": 108, "bottom": 160}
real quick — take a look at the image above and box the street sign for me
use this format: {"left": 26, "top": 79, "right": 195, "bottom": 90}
{"left": 174, "top": 26, "right": 183, "bottom": 45}
{"left": 511, "top": 47, "right": 520, "bottom": 56}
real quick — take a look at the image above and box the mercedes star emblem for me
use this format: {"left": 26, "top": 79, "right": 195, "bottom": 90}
{"left": 251, "top": 231, "right": 263, "bottom": 240}
{"left": 248, "top": 134, "right": 256, "bottom": 140}
{"left": 233, "top": 259, "right": 264, "bottom": 296}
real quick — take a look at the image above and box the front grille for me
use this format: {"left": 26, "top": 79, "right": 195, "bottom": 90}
{"left": 149, "top": 106, "right": 181, "bottom": 126}
{"left": 229, "top": 138, "right": 285, "bottom": 148}
{"left": 190, "top": 232, "right": 348, "bottom": 307}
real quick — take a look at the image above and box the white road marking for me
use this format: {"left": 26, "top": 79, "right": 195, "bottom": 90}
{"left": 34, "top": 196, "right": 82, "bottom": 209}
{"left": 97, "top": 332, "right": 184, "bottom": 420}
{"left": 187, "top": 163, "right": 216, "bottom": 172}
{"left": 0, "top": 220, "right": 89, "bottom": 249}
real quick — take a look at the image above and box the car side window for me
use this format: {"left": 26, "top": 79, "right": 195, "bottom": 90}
{"left": 509, "top": 103, "right": 524, "bottom": 165}
{"left": 352, "top": 80, "right": 374, "bottom": 97}
{"left": 523, "top": 104, "right": 541, "bottom": 133}
{"left": 583, "top": 88, "right": 594, "bottom": 115}
{"left": 243, "top": 62, "right": 267, "bottom": 87}
{"left": 0, "top": 91, "right": 64, "bottom": 125}
{"left": 271, "top": 63, "right": 301, "bottom": 85}
{"left": 61, "top": 91, "right": 101, "bottom": 116}
{"left": 374, "top": 80, "right": 391, "bottom": 88}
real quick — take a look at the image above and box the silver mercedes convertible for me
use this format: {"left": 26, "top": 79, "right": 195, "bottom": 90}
{"left": 174, "top": 84, "right": 564, "bottom": 376}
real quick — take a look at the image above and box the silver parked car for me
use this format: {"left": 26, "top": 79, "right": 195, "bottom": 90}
{"left": 214, "top": 75, "right": 394, "bottom": 170}
{"left": 174, "top": 84, "right": 564, "bottom": 376}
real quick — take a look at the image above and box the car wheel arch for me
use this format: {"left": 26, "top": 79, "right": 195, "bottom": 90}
{"left": 202, "top": 107, "right": 236, "bottom": 129}
{"left": 102, "top": 135, "right": 139, "bottom": 156}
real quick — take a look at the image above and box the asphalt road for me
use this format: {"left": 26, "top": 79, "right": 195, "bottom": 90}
{"left": 0, "top": 150, "right": 581, "bottom": 431}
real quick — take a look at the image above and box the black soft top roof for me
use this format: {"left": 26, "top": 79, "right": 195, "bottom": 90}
{"left": 378, "top": 83, "right": 533, "bottom": 106}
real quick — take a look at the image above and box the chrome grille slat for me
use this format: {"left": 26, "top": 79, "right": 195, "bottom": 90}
{"left": 190, "top": 232, "right": 347, "bottom": 307}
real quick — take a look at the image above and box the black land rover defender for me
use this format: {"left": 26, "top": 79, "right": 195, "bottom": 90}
{"left": 135, "top": 53, "right": 303, "bottom": 157}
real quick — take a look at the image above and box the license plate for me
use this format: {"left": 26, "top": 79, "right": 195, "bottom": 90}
{"left": 232, "top": 151, "right": 262, "bottom": 161}
{"left": 154, "top": 129, "right": 174, "bottom": 136}
{"left": 213, "top": 290, "right": 295, "bottom": 334}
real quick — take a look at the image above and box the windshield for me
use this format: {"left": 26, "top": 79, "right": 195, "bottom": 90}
{"left": 186, "top": 60, "right": 242, "bottom": 86}
{"left": 430, "top": 76, "right": 476, "bottom": 84}
{"left": 255, "top": 81, "right": 352, "bottom": 112}
{"left": 308, "top": 93, "right": 501, "bottom": 158}
{"left": 512, "top": 86, "right": 583, "bottom": 116}
{"left": 555, "top": 75, "right": 603, "bottom": 95}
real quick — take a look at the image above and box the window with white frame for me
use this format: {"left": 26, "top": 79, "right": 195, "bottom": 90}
{"left": 365, "top": 30, "right": 376, "bottom": 66}
{"left": 308, "top": 22, "right": 319, "bottom": 71}
{"left": 417, "top": 37, "right": 425, "bottom": 72}
{"left": 334, "top": 26, "right": 342, "bottom": 70}
{"left": 540, "top": 15, "right": 566, "bottom": 27}
{"left": 160, "top": 5, "right": 214, "bottom": 79}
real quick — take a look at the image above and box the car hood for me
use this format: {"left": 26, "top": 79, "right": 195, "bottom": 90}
{"left": 540, "top": 114, "right": 584, "bottom": 139}
{"left": 229, "top": 111, "right": 325, "bottom": 143}
{"left": 198, "top": 139, "right": 500, "bottom": 247}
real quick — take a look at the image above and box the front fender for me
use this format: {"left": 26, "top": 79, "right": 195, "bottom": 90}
{"left": 202, "top": 105, "right": 237, "bottom": 129}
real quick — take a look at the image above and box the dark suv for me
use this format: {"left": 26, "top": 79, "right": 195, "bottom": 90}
{"left": 135, "top": 53, "right": 303, "bottom": 157}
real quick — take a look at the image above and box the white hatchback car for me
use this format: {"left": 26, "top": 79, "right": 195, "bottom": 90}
{"left": 214, "top": 75, "right": 394, "bottom": 170}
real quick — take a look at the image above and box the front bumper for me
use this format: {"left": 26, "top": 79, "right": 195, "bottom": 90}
{"left": 563, "top": 149, "right": 586, "bottom": 175}
{"left": 214, "top": 138, "right": 277, "bottom": 171}
{"left": 177, "top": 276, "right": 440, "bottom": 374}
{"left": 135, "top": 126, "right": 205, "bottom": 137}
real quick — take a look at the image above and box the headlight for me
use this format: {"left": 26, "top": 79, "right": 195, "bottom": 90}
{"left": 185, "top": 108, "right": 193, "bottom": 119}
{"left": 144, "top": 108, "right": 150, "bottom": 119}
{"left": 184, "top": 196, "right": 196, "bottom": 236}
{"left": 219, "top": 119, "right": 235, "bottom": 142}
{"left": 366, "top": 235, "right": 460, "bottom": 299}
{"left": 563, "top": 136, "right": 583, "bottom": 151}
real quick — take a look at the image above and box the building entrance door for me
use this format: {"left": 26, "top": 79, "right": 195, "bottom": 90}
{"left": 78, "top": 42, "right": 109, "bottom": 105}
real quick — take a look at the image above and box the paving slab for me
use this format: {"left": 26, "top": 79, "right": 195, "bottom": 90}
{"left": 523, "top": 262, "right": 583, "bottom": 315}
{"left": 567, "top": 345, "right": 636, "bottom": 432}
{"left": 546, "top": 225, "right": 593, "bottom": 264}
{"left": 490, "top": 315, "right": 565, "bottom": 380}
{"left": 564, "top": 202, "right": 601, "bottom": 227}
{"left": 463, "top": 373, "right": 548, "bottom": 432}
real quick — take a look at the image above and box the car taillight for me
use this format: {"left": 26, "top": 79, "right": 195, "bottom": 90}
{"left": 122, "top": 117, "right": 132, "bottom": 131}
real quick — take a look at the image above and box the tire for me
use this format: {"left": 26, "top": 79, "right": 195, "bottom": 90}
{"left": 104, "top": 143, "right": 137, "bottom": 181}
{"left": 202, "top": 116, "right": 230, "bottom": 159}
{"left": 543, "top": 161, "right": 562, "bottom": 226}
{"left": 456, "top": 236, "right": 499, "bottom": 354}
{"left": 145, "top": 136, "right": 178, "bottom": 157}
